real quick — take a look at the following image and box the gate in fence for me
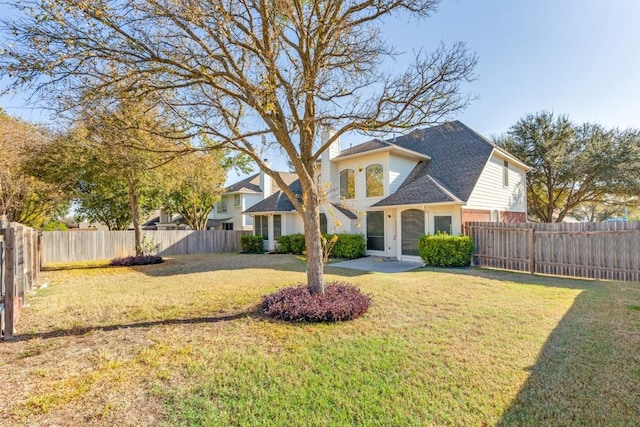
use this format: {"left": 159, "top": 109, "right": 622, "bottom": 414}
{"left": 1, "top": 222, "right": 41, "bottom": 340}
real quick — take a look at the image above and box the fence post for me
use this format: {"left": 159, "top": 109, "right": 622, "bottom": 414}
{"left": 468, "top": 224, "right": 476, "bottom": 266}
{"left": 528, "top": 228, "right": 535, "bottom": 274}
{"left": 4, "top": 227, "right": 15, "bottom": 340}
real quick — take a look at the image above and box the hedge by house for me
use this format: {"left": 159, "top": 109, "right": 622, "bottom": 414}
{"left": 275, "top": 233, "right": 365, "bottom": 259}
{"left": 241, "top": 235, "right": 265, "bottom": 253}
{"left": 329, "top": 233, "right": 366, "bottom": 259}
{"left": 418, "top": 233, "right": 473, "bottom": 267}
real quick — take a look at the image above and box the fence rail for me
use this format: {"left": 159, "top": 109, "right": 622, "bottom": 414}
{"left": 1, "top": 222, "right": 41, "bottom": 340}
{"left": 42, "top": 230, "right": 251, "bottom": 264}
{"left": 466, "top": 221, "right": 640, "bottom": 282}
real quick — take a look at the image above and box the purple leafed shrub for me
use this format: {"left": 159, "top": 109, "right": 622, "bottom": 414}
{"left": 110, "top": 255, "right": 164, "bottom": 266}
{"left": 260, "top": 282, "right": 372, "bottom": 322}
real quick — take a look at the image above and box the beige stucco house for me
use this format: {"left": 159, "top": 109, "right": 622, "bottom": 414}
{"left": 243, "top": 121, "right": 529, "bottom": 261}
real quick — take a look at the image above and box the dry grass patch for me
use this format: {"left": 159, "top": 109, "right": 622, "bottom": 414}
{"left": 1, "top": 253, "right": 638, "bottom": 426}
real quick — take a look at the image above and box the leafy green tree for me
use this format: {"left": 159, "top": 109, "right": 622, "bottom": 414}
{"left": 0, "top": 109, "right": 70, "bottom": 227}
{"left": 163, "top": 151, "right": 226, "bottom": 230}
{"left": 497, "top": 111, "right": 640, "bottom": 222}
{"left": 3, "top": 0, "right": 477, "bottom": 293}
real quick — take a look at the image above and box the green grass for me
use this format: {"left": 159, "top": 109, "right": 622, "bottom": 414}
{"left": 2, "top": 253, "right": 639, "bottom": 426}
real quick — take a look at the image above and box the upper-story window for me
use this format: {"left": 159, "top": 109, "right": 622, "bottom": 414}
{"left": 503, "top": 160, "right": 509, "bottom": 187}
{"left": 217, "top": 200, "right": 227, "bottom": 213}
{"left": 339, "top": 169, "right": 355, "bottom": 199}
{"left": 234, "top": 194, "right": 241, "bottom": 207}
{"left": 366, "top": 164, "right": 384, "bottom": 197}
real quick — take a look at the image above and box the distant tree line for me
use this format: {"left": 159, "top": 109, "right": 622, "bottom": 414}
{"left": 496, "top": 111, "right": 640, "bottom": 223}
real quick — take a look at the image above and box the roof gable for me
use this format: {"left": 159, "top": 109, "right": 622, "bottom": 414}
{"left": 243, "top": 179, "right": 302, "bottom": 213}
{"left": 224, "top": 171, "right": 298, "bottom": 194}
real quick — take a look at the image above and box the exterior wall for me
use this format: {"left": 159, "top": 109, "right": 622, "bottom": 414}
{"left": 466, "top": 151, "right": 527, "bottom": 213}
{"left": 461, "top": 208, "right": 527, "bottom": 233}
{"left": 389, "top": 156, "right": 418, "bottom": 194}
{"left": 374, "top": 204, "right": 464, "bottom": 261}
{"left": 330, "top": 151, "right": 419, "bottom": 211}
{"left": 500, "top": 211, "right": 527, "bottom": 222}
{"left": 461, "top": 208, "right": 492, "bottom": 224}
{"left": 284, "top": 213, "right": 305, "bottom": 235}
{"left": 210, "top": 192, "right": 263, "bottom": 230}
{"left": 242, "top": 194, "right": 263, "bottom": 229}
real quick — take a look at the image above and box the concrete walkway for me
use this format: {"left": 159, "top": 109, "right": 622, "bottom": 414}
{"left": 329, "top": 256, "right": 424, "bottom": 273}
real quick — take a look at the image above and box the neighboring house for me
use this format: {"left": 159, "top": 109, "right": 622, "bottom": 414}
{"left": 209, "top": 170, "right": 298, "bottom": 231}
{"left": 244, "top": 121, "right": 529, "bottom": 261}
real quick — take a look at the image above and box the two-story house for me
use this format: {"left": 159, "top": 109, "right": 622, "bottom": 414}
{"left": 209, "top": 169, "right": 297, "bottom": 231}
{"left": 244, "top": 121, "right": 529, "bottom": 260}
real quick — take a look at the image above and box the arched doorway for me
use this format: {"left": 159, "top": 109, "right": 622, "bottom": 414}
{"left": 401, "top": 209, "right": 425, "bottom": 256}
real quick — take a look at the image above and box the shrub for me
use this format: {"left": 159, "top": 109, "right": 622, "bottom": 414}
{"left": 275, "top": 235, "right": 292, "bottom": 253}
{"left": 326, "top": 233, "right": 365, "bottom": 259}
{"left": 41, "top": 221, "right": 69, "bottom": 231}
{"left": 289, "top": 233, "right": 306, "bottom": 255}
{"left": 259, "top": 282, "right": 372, "bottom": 322}
{"left": 110, "top": 255, "right": 164, "bottom": 266}
{"left": 418, "top": 233, "right": 473, "bottom": 267}
{"left": 241, "top": 235, "right": 265, "bottom": 253}
{"left": 275, "top": 233, "right": 365, "bottom": 259}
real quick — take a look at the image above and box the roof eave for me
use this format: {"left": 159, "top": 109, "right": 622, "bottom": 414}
{"left": 491, "top": 148, "right": 531, "bottom": 171}
{"left": 367, "top": 201, "right": 465, "bottom": 210}
{"left": 334, "top": 145, "right": 430, "bottom": 162}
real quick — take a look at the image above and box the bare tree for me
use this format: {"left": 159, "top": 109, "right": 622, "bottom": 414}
{"left": 2, "top": 0, "right": 476, "bottom": 293}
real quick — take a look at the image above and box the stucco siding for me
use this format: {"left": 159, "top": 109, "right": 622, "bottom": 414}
{"left": 466, "top": 152, "right": 527, "bottom": 212}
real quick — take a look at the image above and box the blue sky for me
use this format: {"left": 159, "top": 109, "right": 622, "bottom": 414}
{"left": 2, "top": 0, "right": 640, "bottom": 180}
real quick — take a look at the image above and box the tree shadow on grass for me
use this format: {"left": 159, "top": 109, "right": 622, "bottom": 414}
{"left": 9, "top": 309, "right": 257, "bottom": 342}
{"left": 410, "top": 265, "right": 596, "bottom": 290}
{"left": 135, "top": 253, "right": 369, "bottom": 278}
{"left": 415, "top": 266, "right": 640, "bottom": 425}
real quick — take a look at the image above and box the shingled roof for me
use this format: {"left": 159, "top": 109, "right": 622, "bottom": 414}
{"left": 244, "top": 121, "right": 517, "bottom": 212}
{"left": 370, "top": 121, "right": 497, "bottom": 206}
{"left": 224, "top": 172, "right": 298, "bottom": 194}
{"left": 243, "top": 179, "right": 302, "bottom": 213}
{"left": 224, "top": 173, "right": 261, "bottom": 193}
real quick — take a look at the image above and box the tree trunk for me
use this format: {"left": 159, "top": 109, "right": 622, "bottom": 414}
{"left": 301, "top": 190, "right": 324, "bottom": 294}
{"left": 127, "top": 178, "right": 143, "bottom": 256}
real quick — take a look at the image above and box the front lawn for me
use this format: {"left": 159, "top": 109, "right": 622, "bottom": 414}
{"left": 1, "top": 254, "right": 638, "bottom": 426}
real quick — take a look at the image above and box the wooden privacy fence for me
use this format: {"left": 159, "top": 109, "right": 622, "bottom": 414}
{"left": 42, "top": 230, "right": 251, "bottom": 264}
{"left": 466, "top": 221, "right": 640, "bottom": 282}
{"left": 1, "top": 222, "right": 41, "bottom": 340}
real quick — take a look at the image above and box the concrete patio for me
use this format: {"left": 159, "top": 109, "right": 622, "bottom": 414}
{"left": 329, "top": 256, "right": 424, "bottom": 273}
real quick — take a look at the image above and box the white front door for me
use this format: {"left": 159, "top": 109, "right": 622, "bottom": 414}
{"left": 386, "top": 211, "right": 397, "bottom": 258}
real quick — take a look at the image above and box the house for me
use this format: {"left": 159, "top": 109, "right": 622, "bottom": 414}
{"left": 244, "top": 121, "right": 529, "bottom": 261}
{"left": 208, "top": 170, "right": 298, "bottom": 231}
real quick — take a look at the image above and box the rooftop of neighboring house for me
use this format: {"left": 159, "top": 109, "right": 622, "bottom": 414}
{"left": 223, "top": 171, "right": 298, "bottom": 194}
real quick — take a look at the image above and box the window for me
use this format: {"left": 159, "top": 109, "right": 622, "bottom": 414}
{"left": 339, "top": 169, "right": 355, "bottom": 199}
{"left": 366, "top": 211, "right": 385, "bottom": 251}
{"left": 434, "top": 215, "right": 452, "bottom": 235}
{"left": 503, "top": 160, "right": 509, "bottom": 187}
{"left": 217, "top": 200, "right": 227, "bottom": 213}
{"left": 320, "top": 213, "right": 328, "bottom": 234}
{"left": 223, "top": 222, "right": 234, "bottom": 230}
{"left": 234, "top": 194, "right": 241, "bottom": 208}
{"left": 274, "top": 215, "right": 282, "bottom": 238}
{"left": 366, "top": 164, "right": 384, "bottom": 197}
{"left": 491, "top": 209, "right": 500, "bottom": 222}
{"left": 401, "top": 209, "right": 424, "bottom": 256}
{"left": 254, "top": 215, "right": 269, "bottom": 240}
